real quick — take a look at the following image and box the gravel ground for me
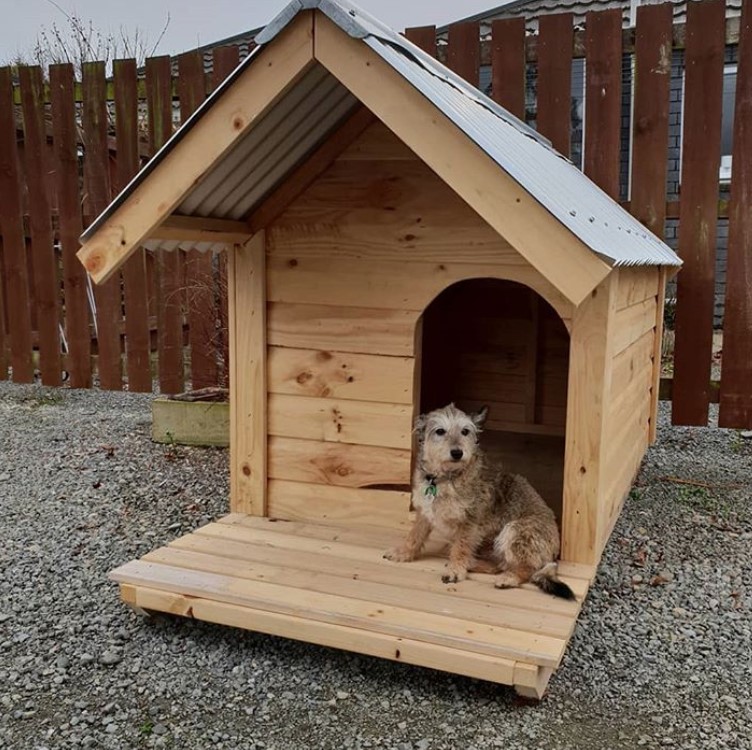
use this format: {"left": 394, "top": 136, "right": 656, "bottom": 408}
{"left": 1, "top": 382, "right": 751, "bottom": 750}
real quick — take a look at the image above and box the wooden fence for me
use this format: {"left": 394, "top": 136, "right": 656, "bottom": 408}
{"left": 0, "top": 0, "right": 750, "bottom": 428}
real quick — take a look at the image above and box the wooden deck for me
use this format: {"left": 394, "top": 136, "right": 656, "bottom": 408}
{"left": 110, "top": 513, "right": 595, "bottom": 698}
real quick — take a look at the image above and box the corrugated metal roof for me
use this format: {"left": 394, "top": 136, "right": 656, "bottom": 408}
{"left": 440, "top": 0, "right": 743, "bottom": 36}
{"left": 83, "top": 0, "right": 680, "bottom": 267}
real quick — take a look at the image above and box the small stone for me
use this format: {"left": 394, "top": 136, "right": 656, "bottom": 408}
{"left": 55, "top": 656, "right": 70, "bottom": 670}
{"left": 80, "top": 654, "right": 94, "bottom": 664}
{"left": 740, "top": 430, "right": 752, "bottom": 439}
{"left": 661, "top": 739, "right": 675, "bottom": 746}
{"left": 632, "top": 574, "right": 644, "bottom": 585}
{"left": 398, "top": 721, "right": 407, "bottom": 730}
{"left": 326, "top": 698, "right": 337, "bottom": 707}
{"left": 336, "top": 691, "right": 349, "bottom": 700}
{"left": 658, "top": 570, "right": 674, "bottom": 582}
{"left": 100, "top": 650, "right": 122, "bottom": 666}
{"left": 105, "top": 723, "right": 118, "bottom": 734}
{"left": 153, "top": 723, "right": 168, "bottom": 736}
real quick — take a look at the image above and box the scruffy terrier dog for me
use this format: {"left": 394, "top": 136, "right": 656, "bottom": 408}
{"left": 384, "top": 404, "right": 575, "bottom": 600}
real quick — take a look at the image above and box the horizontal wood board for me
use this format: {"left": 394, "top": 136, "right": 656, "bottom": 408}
{"left": 111, "top": 514, "right": 593, "bottom": 681}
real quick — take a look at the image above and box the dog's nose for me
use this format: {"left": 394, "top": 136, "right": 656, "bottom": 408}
{"left": 450, "top": 448, "right": 463, "bottom": 461}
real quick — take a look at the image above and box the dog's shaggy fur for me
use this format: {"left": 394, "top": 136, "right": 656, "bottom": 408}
{"left": 384, "top": 404, "right": 575, "bottom": 600}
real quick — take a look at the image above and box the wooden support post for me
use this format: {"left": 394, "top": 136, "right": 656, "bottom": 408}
{"left": 514, "top": 663, "right": 553, "bottom": 700}
{"left": 229, "top": 234, "right": 267, "bottom": 515}
{"left": 524, "top": 292, "right": 540, "bottom": 425}
{"left": 562, "top": 274, "right": 617, "bottom": 566}
{"left": 649, "top": 268, "right": 667, "bottom": 444}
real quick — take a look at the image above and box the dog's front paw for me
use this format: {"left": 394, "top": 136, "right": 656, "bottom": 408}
{"left": 442, "top": 566, "right": 467, "bottom": 584}
{"left": 383, "top": 547, "right": 414, "bottom": 563}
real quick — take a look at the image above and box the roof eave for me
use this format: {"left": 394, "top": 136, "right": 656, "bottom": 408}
{"left": 77, "top": 12, "right": 316, "bottom": 284}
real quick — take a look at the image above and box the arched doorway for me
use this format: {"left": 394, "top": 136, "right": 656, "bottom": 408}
{"left": 416, "top": 278, "right": 570, "bottom": 518}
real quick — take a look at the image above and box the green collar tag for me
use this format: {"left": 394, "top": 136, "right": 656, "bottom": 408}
{"left": 424, "top": 480, "right": 438, "bottom": 498}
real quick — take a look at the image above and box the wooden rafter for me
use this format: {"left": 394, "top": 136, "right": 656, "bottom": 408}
{"left": 248, "top": 106, "right": 376, "bottom": 232}
{"left": 148, "top": 215, "right": 253, "bottom": 244}
{"left": 77, "top": 12, "right": 315, "bottom": 284}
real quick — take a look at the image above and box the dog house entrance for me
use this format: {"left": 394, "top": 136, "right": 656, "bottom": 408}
{"left": 417, "top": 278, "right": 570, "bottom": 519}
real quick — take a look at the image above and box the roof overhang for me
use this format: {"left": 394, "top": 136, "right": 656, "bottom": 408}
{"left": 77, "top": 11, "right": 317, "bottom": 284}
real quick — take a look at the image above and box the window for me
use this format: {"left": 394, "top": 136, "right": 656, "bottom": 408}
{"left": 720, "top": 64, "right": 737, "bottom": 182}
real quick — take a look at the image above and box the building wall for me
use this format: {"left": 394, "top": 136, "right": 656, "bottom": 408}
{"left": 263, "top": 122, "right": 573, "bottom": 529}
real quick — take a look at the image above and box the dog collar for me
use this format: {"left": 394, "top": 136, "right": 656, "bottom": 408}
{"left": 424, "top": 475, "right": 438, "bottom": 497}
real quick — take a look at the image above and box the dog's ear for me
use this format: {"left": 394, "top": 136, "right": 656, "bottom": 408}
{"left": 413, "top": 413, "right": 428, "bottom": 440}
{"left": 471, "top": 405, "right": 489, "bottom": 429}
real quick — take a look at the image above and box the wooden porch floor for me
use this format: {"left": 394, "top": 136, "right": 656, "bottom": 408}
{"left": 110, "top": 514, "right": 595, "bottom": 698}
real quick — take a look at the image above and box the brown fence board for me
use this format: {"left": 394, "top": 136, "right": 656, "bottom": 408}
{"left": 0, "top": 67, "right": 33, "bottom": 382}
{"left": 446, "top": 22, "right": 480, "bottom": 85}
{"left": 147, "top": 55, "right": 184, "bottom": 395}
{"left": 584, "top": 8, "right": 622, "bottom": 199}
{"left": 213, "top": 46, "right": 240, "bottom": 387}
{"left": 404, "top": 26, "right": 437, "bottom": 58}
{"left": 0, "top": 238, "right": 7, "bottom": 376}
{"left": 50, "top": 64, "right": 91, "bottom": 387}
{"left": 179, "top": 51, "right": 218, "bottom": 391}
{"left": 82, "top": 61, "right": 121, "bottom": 390}
{"left": 720, "top": 0, "right": 752, "bottom": 428}
{"left": 537, "top": 13, "right": 574, "bottom": 156}
{"left": 19, "top": 66, "right": 62, "bottom": 386}
{"left": 114, "top": 59, "right": 152, "bottom": 393}
{"left": 631, "top": 3, "right": 673, "bottom": 240}
{"left": 491, "top": 19, "right": 526, "bottom": 118}
{"left": 672, "top": 0, "right": 725, "bottom": 426}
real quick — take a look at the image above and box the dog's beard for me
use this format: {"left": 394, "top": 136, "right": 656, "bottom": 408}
{"left": 421, "top": 455, "right": 472, "bottom": 481}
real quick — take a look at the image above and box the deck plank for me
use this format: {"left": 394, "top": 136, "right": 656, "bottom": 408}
{"left": 196, "top": 521, "right": 589, "bottom": 605}
{"left": 157, "top": 538, "right": 574, "bottom": 638}
{"left": 111, "top": 559, "right": 565, "bottom": 666}
{"left": 125, "top": 584, "right": 520, "bottom": 685}
{"left": 217, "top": 515, "right": 597, "bottom": 583}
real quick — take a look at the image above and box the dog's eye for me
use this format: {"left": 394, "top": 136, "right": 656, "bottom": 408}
{"left": 461, "top": 428, "right": 470, "bottom": 436}
{"left": 435, "top": 428, "right": 446, "bottom": 436}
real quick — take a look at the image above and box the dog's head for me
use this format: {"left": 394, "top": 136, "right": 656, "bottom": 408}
{"left": 414, "top": 403, "right": 488, "bottom": 476}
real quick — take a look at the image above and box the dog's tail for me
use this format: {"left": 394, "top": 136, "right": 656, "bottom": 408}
{"left": 531, "top": 562, "right": 576, "bottom": 600}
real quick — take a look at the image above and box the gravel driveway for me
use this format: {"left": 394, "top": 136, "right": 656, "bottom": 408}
{"left": 1, "top": 382, "right": 751, "bottom": 750}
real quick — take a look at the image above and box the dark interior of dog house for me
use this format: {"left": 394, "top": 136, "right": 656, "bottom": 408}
{"left": 418, "top": 278, "right": 570, "bottom": 519}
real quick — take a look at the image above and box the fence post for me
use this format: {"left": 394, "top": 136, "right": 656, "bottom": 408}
{"left": 0, "top": 67, "right": 34, "bottom": 382}
{"left": 672, "top": 0, "right": 725, "bottom": 426}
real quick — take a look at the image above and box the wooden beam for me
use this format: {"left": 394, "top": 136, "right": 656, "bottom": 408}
{"left": 149, "top": 215, "right": 253, "bottom": 244}
{"left": 229, "top": 233, "right": 267, "bottom": 515}
{"left": 248, "top": 106, "right": 375, "bottom": 232}
{"left": 313, "top": 13, "right": 610, "bottom": 306}
{"left": 562, "top": 274, "right": 617, "bottom": 567}
{"left": 77, "top": 12, "right": 315, "bottom": 284}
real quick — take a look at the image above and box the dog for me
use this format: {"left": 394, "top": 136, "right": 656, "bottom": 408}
{"left": 384, "top": 403, "right": 575, "bottom": 600}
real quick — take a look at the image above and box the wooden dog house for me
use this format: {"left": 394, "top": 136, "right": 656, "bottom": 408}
{"left": 78, "top": 0, "right": 681, "bottom": 697}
